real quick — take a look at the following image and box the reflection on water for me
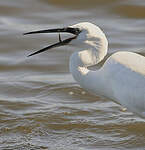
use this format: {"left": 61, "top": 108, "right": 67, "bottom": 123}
{"left": 0, "top": 0, "right": 145, "bottom": 149}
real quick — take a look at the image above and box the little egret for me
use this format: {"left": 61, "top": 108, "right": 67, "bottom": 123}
{"left": 24, "top": 22, "right": 145, "bottom": 118}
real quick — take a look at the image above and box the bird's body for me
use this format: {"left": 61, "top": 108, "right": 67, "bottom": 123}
{"left": 25, "top": 22, "right": 145, "bottom": 118}
{"left": 70, "top": 51, "right": 145, "bottom": 118}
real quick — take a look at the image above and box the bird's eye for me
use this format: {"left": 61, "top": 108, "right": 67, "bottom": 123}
{"left": 75, "top": 28, "right": 81, "bottom": 35}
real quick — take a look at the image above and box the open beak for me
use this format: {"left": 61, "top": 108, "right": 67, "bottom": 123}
{"left": 24, "top": 27, "right": 80, "bottom": 57}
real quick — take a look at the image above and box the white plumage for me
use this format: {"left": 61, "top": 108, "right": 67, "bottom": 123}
{"left": 69, "top": 22, "right": 145, "bottom": 118}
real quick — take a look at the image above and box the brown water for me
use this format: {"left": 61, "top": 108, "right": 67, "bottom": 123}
{"left": 0, "top": 0, "right": 145, "bottom": 149}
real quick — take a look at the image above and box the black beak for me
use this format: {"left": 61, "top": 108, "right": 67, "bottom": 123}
{"left": 24, "top": 27, "right": 80, "bottom": 57}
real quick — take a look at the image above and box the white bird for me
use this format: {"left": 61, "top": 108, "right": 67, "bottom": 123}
{"left": 24, "top": 22, "right": 145, "bottom": 118}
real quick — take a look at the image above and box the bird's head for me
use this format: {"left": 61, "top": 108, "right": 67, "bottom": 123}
{"left": 69, "top": 22, "right": 107, "bottom": 46}
{"left": 24, "top": 22, "right": 108, "bottom": 58}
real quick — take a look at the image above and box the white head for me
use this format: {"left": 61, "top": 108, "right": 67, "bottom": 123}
{"left": 25, "top": 22, "right": 108, "bottom": 66}
{"left": 69, "top": 22, "right": 107, "bottom": 46}
{"left": 69, "top": 22, "right": 108, "bottom": 66}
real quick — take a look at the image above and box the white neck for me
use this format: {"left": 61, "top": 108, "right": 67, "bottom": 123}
{"left": 69, "top": 50, "right": 105, "bottom": 85}
{"left": 69, "top": 33, "right": 110, "bottom": 98}
{"left": 77, "top": 32, "right": 108, "bottom": 67}
{"left": 69, "top": 51, "right": 110, "bottom": 98}
{"left": 69, "top": 30, "right": 108, "bottom": 73}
